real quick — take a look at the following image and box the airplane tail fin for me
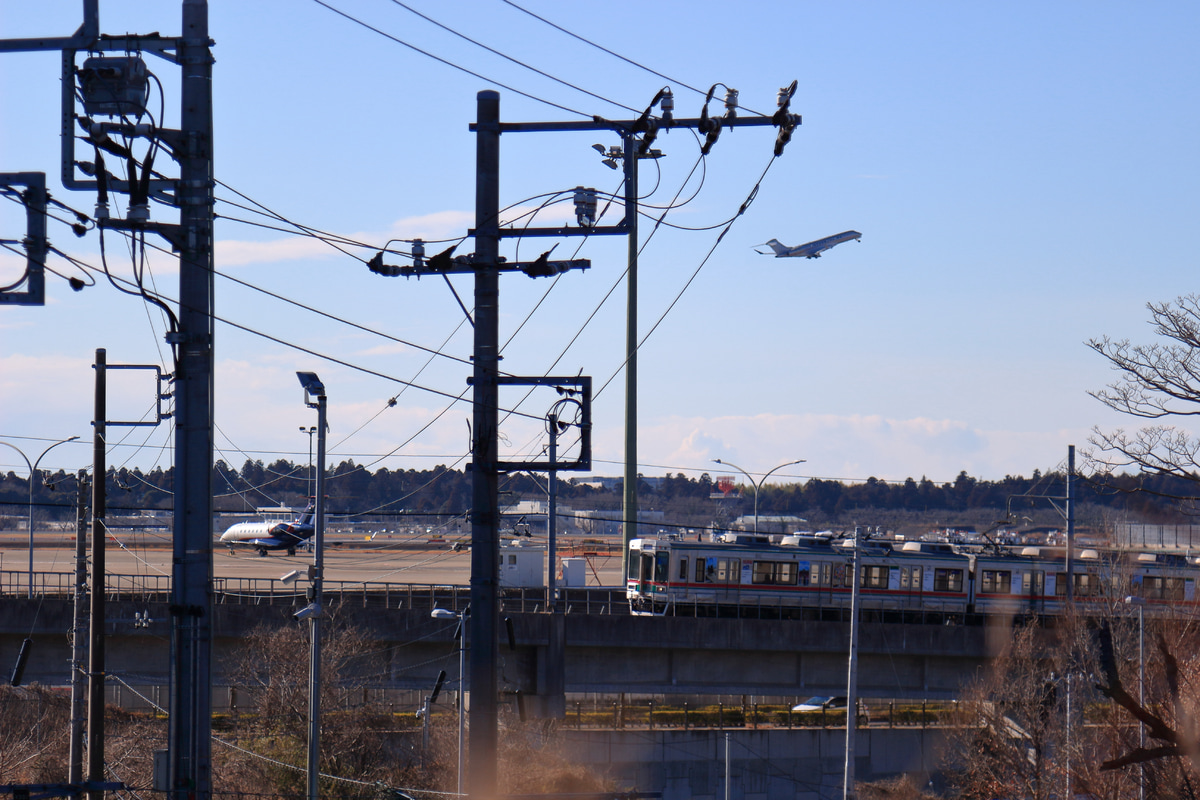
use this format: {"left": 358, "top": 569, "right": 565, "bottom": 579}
{"left": 753, "top": 239, "right": 790, "bottom": 256}
{"left": 294, "top": 498, "right": 316, "bottom": 527}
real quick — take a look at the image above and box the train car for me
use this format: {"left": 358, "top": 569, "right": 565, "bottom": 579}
{"left": 627, "top": 533, "right": 1200, "bottom": 621}
{"left": 626, "top": 533, "right": 971, "bottom": 618}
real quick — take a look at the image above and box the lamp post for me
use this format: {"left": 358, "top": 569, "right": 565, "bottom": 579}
{"left": 296, "top": 372, "right": 327, "bottom": 800}
{"left": 432, "top": 607, "right": 468, "bottom": 797}
{"left": 711, "top": 458, "right": 805, "bottom": 534}
{"left": 0, "top": 435, "right": 80, "bottom": 598}
{"left": 299, "top": 425, "right": 316, "bottom": 497}
{"left": 1125, "top": 595, "right": 1146, "bottom": 800}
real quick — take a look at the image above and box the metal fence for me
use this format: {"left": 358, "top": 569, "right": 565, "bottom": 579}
{"left": 0, "top": 569, "right": 628, "bottom": 614}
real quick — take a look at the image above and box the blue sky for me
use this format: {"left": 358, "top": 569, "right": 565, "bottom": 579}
{"left": 2, "top": 1, "right": 1198, "bottom": 492}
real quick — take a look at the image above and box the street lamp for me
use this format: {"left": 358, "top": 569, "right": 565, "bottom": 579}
{"left": 1125, "top": 595, "right": 1146, "bottom": 800}
{"left": 711, "top": 458, "right": 805, "bottom": 534}
{"left": 432, "top": 607, "right": 468, "bottom": 797}
{"left": 296, "top": 371, "right": 326, "bottom": 800}
{"left": 0, "top": 435, "right": 80, "bottom": 598}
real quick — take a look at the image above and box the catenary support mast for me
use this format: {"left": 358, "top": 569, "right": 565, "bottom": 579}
{"left": 169, "top": 2, "right": 216, "bottom": 797}
{"left": 469, "top": 89, "right": 502, "bottom": 797}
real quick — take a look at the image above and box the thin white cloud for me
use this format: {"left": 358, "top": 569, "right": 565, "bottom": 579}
{"left": 619, "top": 412, "right": 1088, "bottom": 484}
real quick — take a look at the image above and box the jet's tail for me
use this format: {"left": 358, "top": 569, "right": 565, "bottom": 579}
{"left": 293, "top": 498, "right": 316, "bottom": 528}
{"left": 754, "top": 239, "right": 790, "bottom": 256}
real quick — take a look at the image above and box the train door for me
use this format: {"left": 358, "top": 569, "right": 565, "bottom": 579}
{"left": 632, "top": 549, "right": 653, "bottom": 595}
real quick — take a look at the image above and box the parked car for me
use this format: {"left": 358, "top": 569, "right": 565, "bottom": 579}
{"left": 791, "top": 696, "right": 847, "bottom": 713}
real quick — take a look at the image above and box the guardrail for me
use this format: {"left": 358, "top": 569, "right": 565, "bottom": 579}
{"left": 0, "top": 570, "right": 629, "bottom": 614}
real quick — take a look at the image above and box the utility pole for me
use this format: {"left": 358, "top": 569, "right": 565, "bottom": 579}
{"left": 843, "top": 525, "right": 861, "bottom": 800}
{"left": 87, "top": 349, "right": 106, "bottom": 800}
{"left": 470, "top": 89, "right": 503, "bottom": 797}
{"left": 621, "top": 128, "right": 640, "bottom": 570}
{"left": 2, "top": 6, "right": 216, "bottom": 795}
{"left": 167, "top": 3, "right": 216, "bottom": 797}
{"left": 456, "top": 86, "right": 787, "bottom": 796}
{"left": 469, "top": 87, "right": 797, "bottom": 577}
{"left": 69, "top": 468, "right": 89, "bottom": 785}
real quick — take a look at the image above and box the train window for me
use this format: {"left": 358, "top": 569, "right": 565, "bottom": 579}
{"left": 679, "top": 557, "right": 689, "bottom": 581}
{"left": 861, "top": 565, "right": 889, "bottom": 589}
{"left": 1055, "top": 573, "right": 1067, "bottom": 596}
{"left": 933, "top": 568, "right": 963, "bottom": 593}
{"left": 716, "top": 558, "right": 740, "bottom": 583}
{"left": 1023, "top": 571, "right": 1045, "bottom": 595}
{"left": 654, "top": 552, "right": 669, "bottom": 583}
{"left": 697, "top": 558, "right": 714, "bottom": 583}
{"left": 752, "top": 561, "right": 799, "bottom": 586}
{"left": 900, "top": 566, "right": 922, "bottom": 590}
{"left": 980, "top": 570, "right": 1012, "bottom": 594}
{"left": 627, "top": 555, "right": 640, "bottom": 580}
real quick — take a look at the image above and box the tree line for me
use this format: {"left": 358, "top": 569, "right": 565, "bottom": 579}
{"left": 2, "top": 457, "right": 1194, "bottom": 527}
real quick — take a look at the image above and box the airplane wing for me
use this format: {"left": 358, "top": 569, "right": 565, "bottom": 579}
{"left": 241, "top": 536, "right": 293, "bottom": 549}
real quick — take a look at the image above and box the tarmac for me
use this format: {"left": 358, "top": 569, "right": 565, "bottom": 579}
{"left": 0, "top": 528, "right": 624, "bottom": 586}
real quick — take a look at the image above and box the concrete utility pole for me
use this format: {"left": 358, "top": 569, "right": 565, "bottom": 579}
{"left": 88, "top": 349, "right": 106, "bottom": 800}
{"left": 455, "top": 90, "right": 791, "bottom": 794}
{"left": 69, "top": 469, "right": 90, "bottom": 785}
{"left": 843, "top": 526, "right": 862, "bottom": 800}
{"left": 470, "top": 90, "right": 503, "bottom": 797}
{"left": 2, "top": 4, "right": 215, "bottom": 795}
{"left": 3, "top": 5, "right": 216, "bottom": 795}
{"left": 168, "top": 4, "right": 217, "bottom": 797}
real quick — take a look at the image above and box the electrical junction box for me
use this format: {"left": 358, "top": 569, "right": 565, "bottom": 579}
{"left": 560, "top": 557, "right": 586, "bottom": 587}
{"left": 78, "top": 56, "right": 149, "bottom": 117}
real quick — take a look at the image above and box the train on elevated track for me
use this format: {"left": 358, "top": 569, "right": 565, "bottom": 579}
{"left": 626, "top": 531, "right": 1199, "bottom": 619}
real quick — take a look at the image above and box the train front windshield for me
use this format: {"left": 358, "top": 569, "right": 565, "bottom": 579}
{"left": 627, "top": 547, "right": 664, "bottom": 584}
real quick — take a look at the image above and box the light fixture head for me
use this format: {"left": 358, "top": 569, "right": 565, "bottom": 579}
{"left": 296, "top": 371, "right": 325, "bottom": 394}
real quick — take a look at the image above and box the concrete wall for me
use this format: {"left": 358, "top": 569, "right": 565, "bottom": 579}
{"left": 556, "top": 727, "right": 947, "bottom": 800}
{"left": 0, "top": 595, "right": 1011, "bottom": 698}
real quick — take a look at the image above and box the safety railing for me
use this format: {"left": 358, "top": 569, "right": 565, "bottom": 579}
{"left": 0, "top": 569, "right": 629, "bottom": 613}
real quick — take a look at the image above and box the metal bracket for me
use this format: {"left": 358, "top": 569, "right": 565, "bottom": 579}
{"left": 99, "top": 363, "right": 172, "bottom": 426}
{"left": 468, "top": 376, "right": 592, "bottom": 472}
{"left": 0, "top": 172, "right": 47, "bottom": 306}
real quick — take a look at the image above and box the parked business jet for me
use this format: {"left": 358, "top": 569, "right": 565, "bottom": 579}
{"left": 219, "top": 500, "right": 316, "bottom": 556}
{"left": 754, "top": 230, "right": 861, "bottom": 258}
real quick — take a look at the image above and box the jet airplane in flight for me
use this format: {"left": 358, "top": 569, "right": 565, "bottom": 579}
{"left": 754, "top": 230, "right": 862, "bottom": 258}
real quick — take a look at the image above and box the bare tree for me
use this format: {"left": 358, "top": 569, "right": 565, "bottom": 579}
{"left": 1088, "top": 296, "right": 1200, "bottom": 495}
{"left": 1094, "top": 618, "right": 1200, "bottom": 797}
{"left": 944, "top": 615, "right": 1136, "bottom": 800}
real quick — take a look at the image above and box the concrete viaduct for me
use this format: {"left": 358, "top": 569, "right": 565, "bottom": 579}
{"left": 0, "top": 585, "right": 1020, "bottom": 704}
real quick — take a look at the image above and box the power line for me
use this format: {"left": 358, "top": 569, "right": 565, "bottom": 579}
{"left": 499, "top": 0, "right": 768, "bottom": 116}
{"left": 385, "top": 0, "right": 639, "bottom": 115}
{"left": 310, "top": 0, "right": 594, "bottom": 118}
